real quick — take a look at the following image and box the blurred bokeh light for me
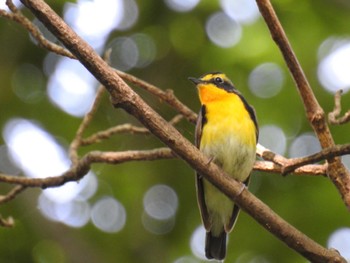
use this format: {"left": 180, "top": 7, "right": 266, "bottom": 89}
{"left": 190, "top": 225, "right": 206, "bottom": 260}
{"left": 318, "top": 38, "right": 350, "bottom": 93}
{"left": 164, "top": 0, "right": 200, "bottom": 12}
{"left": 206, "top": 12, "right": 242, "bottom": 48}
{"left": 288, "top": 133, "right": 321, "bottom": 158}
{"left": 220, "top": 0, "right": 260, "bottom": 24}
{"left": 11, "top": 63, "right": 45, "bottom": 104}
{"left": 91, "top": 197, "right": 127, "bottom": 233}
{"left": 248, "top": 63, "right": 285, "bottom": 98}
{"left": 259, "top": 125, "right": 287, "bottom": 155}
{"left": 47, "top": 58, "right": 97, "bottom": 117}
{"left": 142, "top": 184, "right": 178, "bottom": 234}
{"left": 327, "top": 228, "right": 350, "bottom": 260}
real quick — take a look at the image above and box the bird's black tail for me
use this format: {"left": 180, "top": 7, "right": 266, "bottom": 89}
{"left": 205, "top": 231, "right": 227, "bottom": 260}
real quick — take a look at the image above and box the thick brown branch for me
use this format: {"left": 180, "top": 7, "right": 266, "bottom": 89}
{"left": 329, "top": 90, "right": 350, "bottom": 125}
{"left": 256, "top": 0, "right": 350, "bottom": 211}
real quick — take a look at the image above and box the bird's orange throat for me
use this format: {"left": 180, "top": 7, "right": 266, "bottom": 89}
{"left": 198, "top": 84, "right": 232, "bottom": 104}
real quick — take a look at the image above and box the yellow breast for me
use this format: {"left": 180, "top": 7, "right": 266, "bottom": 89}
{"left": 199, "top": 85, "right": 257, "bottom": 149}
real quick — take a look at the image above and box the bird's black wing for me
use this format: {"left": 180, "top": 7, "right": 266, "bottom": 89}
{"left": 195, "top": 105, "right": 211, "bottom": 230}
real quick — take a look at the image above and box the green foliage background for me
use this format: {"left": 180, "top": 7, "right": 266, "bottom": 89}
{"left": 0, "top": 1, "right": 350, "bottom": 262}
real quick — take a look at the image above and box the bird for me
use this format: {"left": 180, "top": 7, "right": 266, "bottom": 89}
{"left": 188, "top": 72, "right": 258, "bottom": 260}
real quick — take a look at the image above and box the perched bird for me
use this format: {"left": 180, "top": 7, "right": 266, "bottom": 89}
{"left": 189, "top": 72, "right": 258, "bottom": 260}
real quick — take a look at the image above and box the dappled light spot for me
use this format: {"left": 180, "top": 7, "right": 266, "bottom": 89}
{"left": 141, "top": 212, "right": 175, "bottom": 235}
{"left": 288, "top": 133, "right": 321, "bottom": 158}
{"left": 318, "top": 38, "right": 350, "bottom": 93}
{"left": 109, "top": 37, "right": 139, "bottom": 71}
{"left": 205, "top": 12, "right": 242, "bottom": 48}
{"left": 248, "top": 63, "right": 284, "bottom": 98}
{"left": 190, "top": 225, "right": 206, "bottom": 260}
{"left": 142, "top": 184, "right": 178, "bottom": 234}
{"left": 327, "top": 227, "right": 350, "bottom": 260}
{"left": 3, "top": 118, "right": 69, "bottom": 178}
{"left": 131, "top": 34, "right": 157, "bottom": 68}
{"left": 47, "top": 57, "right": 97, "bottom": 117}
{"left": 11, "top": 63, "right": 45, "bottom": 104}
{"left": 164, "top": 0, "right": 200, "bottom": 12}
{"left": 91, "top": 197, "right": 126, "bottom": 233}
{"left": 116, "top": 0, "right": 139, "bottom": 30}
{"left": 0, "top": 0, "right": 22, "bottom": 11}
{"left": 220, "top": 0, "right": 260, "bottom": 25}
{"left": 0, "top": 145, "right": 21, "bottom": 175}
{"left": 143, "top": 184, "right": 178, "bottom": 220}
{"left": 11, "top": 63, "right": 45, "bottom": 103}
{"left": 62, "top": 200, "right": 91, "bottom": 228}
{"left": 342, "top": 155, "right": 350, "bottom": 170}
{"left": 38, "top": 194, "right": 91, "bottom": 228}
{"left": 64, "top": 0, "right": 124, "bottom": 49}
{"left": 44, "top": 172, "right": 97, "bottom": 203}
{"left": 3, "top": 118, "right": 98, "bottom": 222}
{"left": 108, "top": 34, "right": 156, "bottom": 71}
{"left": 259, "top": 125, "right": 287, "bottom": 155}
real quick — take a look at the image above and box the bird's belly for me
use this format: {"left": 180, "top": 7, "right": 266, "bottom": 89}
{"left": 200, "top": 130, "right": 256, "bottom": 234}
{"left": 201, "top": 132, "right": 256, "bottom": 182}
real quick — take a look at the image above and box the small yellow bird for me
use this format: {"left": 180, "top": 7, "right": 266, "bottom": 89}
{"left": 189, "top": 72, "right": 258, "bottom": 260}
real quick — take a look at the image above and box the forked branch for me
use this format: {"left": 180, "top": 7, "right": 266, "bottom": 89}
{"left": 329, "top": 89, "right": 350, "bottom": 125}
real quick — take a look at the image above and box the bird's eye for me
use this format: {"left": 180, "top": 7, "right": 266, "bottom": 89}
{"left": 215, "top": 77, "right": 224, "bottom": 84}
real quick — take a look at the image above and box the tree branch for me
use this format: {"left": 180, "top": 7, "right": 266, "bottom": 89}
{"left": 0, "top": 215, "right": 14, "bottom": 228}
{"left": 255, "top": 0, "right": 350, "bottom": 210}
{"left": 0, "top": 148, "right": 175, "bottom": 188}
{"left": 328, "top": 89, "right": 350, "bottom": 125}
{"left": 0, "top": 0, "right": 74, "bottom": 58}
{"left": 0, "top": 185, "right": 27, "bottom": 204}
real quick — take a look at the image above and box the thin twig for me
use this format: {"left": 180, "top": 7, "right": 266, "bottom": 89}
{"left": 328, "top": 89, "right": 350, "bottom": 125}
{"left": 80, "top": 114, "right": 183, "bottom": 146}
{"left": 69, "top": 85, "right": 105, "bottom": 163}
{"left": 282, "top": 144, "right": 350, "bottom": 175}
{"left": 0, "top": 7, "right": 196, "bottom": 124}
{"left": 256, "top": 143, "right": 290, "bottom": 166}
{"left": 0, "top": 215, "right": 14, "bottom": 228}
{"left": 0, "top": 148, "right": 174, "bottom": 187}
{"left": 254, "top": 161, "right": 327, "bottom": 176}
{"left": 80, "top": 124, "right": 149, "bottom": 146}
{"left": 0, "top": 185, "right": 27, "bottom": 204}
{"left": 115, "top": 69, "right": 197, "bottom": 124}
{"left": 0, "top": 1, "right": 74, "bottom": 58}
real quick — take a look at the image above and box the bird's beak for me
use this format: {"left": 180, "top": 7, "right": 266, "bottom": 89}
{"left": 188, "top": 77, "right": 201, "bottom": 85}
